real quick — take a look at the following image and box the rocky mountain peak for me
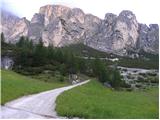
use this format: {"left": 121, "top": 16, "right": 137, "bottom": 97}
{"left": 1, "top": 10, "right": 20, "bottom": 42}
{"left": 118, "top": 10, "right": 138, "bottom": 30}
{"left": 137, "top": 23, "right": 159, "bottom": 54}
{"left": 67, "top": 8, "right": 85, "bottom": 24}
{"left": 39, "top": 5, "right": 71, "bottom": 26}
{"left": 31, "top": 13, "right": 44, "bottom": 24}
{"left": 119, "top": 10, "right": 135, "bottom": 19}
{"left": 1, "top": 5, "right": 159, "bottom": 56}
{"left": 104, "top": 13, "right": 117, "bottom": 23}
{"left": 39, "top": 5, "right": 71, "bottom": 15}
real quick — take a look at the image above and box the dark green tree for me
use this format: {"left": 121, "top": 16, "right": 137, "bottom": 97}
{"left": 110, "top": 68, "right": 122, "bottom": 89}
{"left": 16, "top": 36, "right": 25, "bottom": 48}
{"left": 92, "top": 58, "right": 102, "bottom": 76}
{"left": 59, "top": 63, "right": 67, "bottom": 76}
{"left": 1, "top": 32, "right": 5, "bottom": 44}
{"left": 47, "top": 45, "right": 55, "bottom": 60}
{"left": 98, "top": 68, "right": 108, "bottom": 83}
{"left": 54, "top": 49, "right": 64, "bottom": 63}
{"left": 92, "top": 58, "right": 109, "bottom": 83}
{"left": 33, "top": 38, "right": 47, "bottom": 66}
{"left": 77, "top": 58, "right": 86, "bottom": 73}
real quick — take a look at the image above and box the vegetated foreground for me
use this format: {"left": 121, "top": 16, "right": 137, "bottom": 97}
{"left": 56, "top": 80, "right": 159, "bottom": 119}
{"left": 1, "top": 80, "right": 90, "bottom": 119}
{"left": 1, "top": 70, "right": 68, "bottom": 104}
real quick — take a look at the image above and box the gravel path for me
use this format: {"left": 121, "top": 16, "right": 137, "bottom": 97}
{"left": 1, "top": 80, "right": 90, "bottom": 119}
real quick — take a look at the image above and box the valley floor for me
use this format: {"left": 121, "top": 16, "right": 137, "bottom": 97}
{"left": 1, "top": 70, "right": 68, "bottom": 104}
{"left": 1, "top": 69, "right": 158, "bottom": 119}
{"left": 56, "top": 80, "right": 159, "bottom": 119}
{"left": 1, "top": 79, "right": 90, "bottom": 119}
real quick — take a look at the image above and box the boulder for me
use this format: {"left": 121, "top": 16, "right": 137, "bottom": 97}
{"left": 1, "top": 56, "right": 14, "bottom": 70}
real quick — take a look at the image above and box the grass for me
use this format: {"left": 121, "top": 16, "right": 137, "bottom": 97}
{"left": 56, "top": 80, "right": 159, "bottom": 119}
{"left": 1, "top": 70, "right": 68, "bottom": 104}
{"left": 61, "top": 43, "right": 109, "bottom": 58}
{"left": 30, "top": 72, "right": 68, "bottom": 83}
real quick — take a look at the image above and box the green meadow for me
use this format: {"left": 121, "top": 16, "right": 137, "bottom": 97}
{"left": 56, "top": 80, "right": 159, "bottom": 119}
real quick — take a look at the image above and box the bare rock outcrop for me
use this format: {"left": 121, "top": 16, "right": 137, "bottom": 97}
{"left": 1, "top": 5, "right": 159, "bottom": 55}
{"left": 137, "top": 24, "right": 159, "bottom": 54}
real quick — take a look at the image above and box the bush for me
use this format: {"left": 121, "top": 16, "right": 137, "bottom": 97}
{"left": 126, "top": 88, "right": 133, "bottom": 91}
{"left": 135, "top": 84, "right": 142, "bottom": 88}
{"left": 150, "top": 76, "right": 159, "bottom": 83}
{"left": 59, "top": 75, "right": 65, "bottom": 82}
{"left": 120, "top": 81, "right": 131, "bottom": 88}
{"left": 137, "top": 76, "right": 145, "bottom": 82}
{"left": 139, "top": 73, "right": 147, "bottom": 77}
{"left": 92, "top": 58, "right": 109, "bottom": 83}
{"left": 15, "top": 67, "right": 43, "bottom": 75}
{"left": 110, "top": 69, "right": 122, "bottom": 89}
{"left": 147, "top": 72, "right": 157, "bottom": 77}
{"left": 43, "top": 64, "right": 56, "bottom": 71}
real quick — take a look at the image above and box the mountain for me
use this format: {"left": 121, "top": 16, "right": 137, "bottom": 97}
{"left": 1, "top": 10, "right": 20, "bottom": 43}
{"left": 1, "top": 5, "right": 159, "bottom": 56}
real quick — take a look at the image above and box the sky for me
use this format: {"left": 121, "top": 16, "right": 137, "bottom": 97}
{"left": 1, "top": 0, "right": 160, "bottom": 25}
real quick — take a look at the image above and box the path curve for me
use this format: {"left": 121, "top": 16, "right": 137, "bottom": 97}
{"left": 1, "top": 80, "right": 90, "bottom": 119}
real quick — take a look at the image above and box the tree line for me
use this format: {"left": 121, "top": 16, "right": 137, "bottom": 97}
{"left": 1, "top": 33, "right": 125, "bottom": 89}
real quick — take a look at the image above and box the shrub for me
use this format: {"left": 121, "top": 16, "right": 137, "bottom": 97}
{"left": 59, "top": 75, "right": 65, "bottom": 82}
{"left": 43, "top": 64, "right": 56, "bottom": 71}
{"left": 126, "top": 88, "right": 133, "bottom": 91}
{"left": 137, "top": 76, "right": 145, "bottom": 82}
{"left": 150, "top": 76, "right": 159, "bottom": 83}
{"left": 120, "top": 81, "right": 131, "bottom": 88}
{"left": 110, "top": 69, "right": 122, "bottom": 89}
{"left": 147, "top": 72, "right": 157, "bottom": 77}
{"left": 15, "top": 67, "right": 43, "bottom": 75}
{"left": 139, "top": 73, "right": 147, "bottom": 77}
{"left": 135, "top": 84, "right": 142, "bottom": 88}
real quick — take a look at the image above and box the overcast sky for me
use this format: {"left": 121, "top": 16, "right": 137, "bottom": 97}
{"left": 1, "top": 0, "right": 160, "bottom": 25}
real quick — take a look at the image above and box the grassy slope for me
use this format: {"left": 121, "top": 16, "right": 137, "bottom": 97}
{"left": 62, "top": 43, "right": 159, "bottom": 69}
{"left": 56, "top": 80, "right": 159, "bottom": 119}
{"left": 1, "top": 70, "right": 68, "bottom": 104}
{"left": 61, "top": 43, "right": 110, "bottom": 58}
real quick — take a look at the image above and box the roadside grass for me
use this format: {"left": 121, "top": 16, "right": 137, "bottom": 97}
{"left": 56, "top": 80, "right": 159, "bottom": 119}
{"left": 1, "top": 70, "right": 68, "bottom": 104}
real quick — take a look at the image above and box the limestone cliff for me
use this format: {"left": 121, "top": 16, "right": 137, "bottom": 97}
{"left": 1, "top": 5, "right": 159, "bottom": 55}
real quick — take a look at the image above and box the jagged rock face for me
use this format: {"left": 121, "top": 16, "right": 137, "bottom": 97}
{"left": 29, "top": 14, "right": 45, "bottom": 42}
{"left": 88, "top": 13, "right": 117, "bottom": 52}
{"left": 9, "top": 18, "right": 30, "bottom": 43}
{"left": 138, "top": 24, "right": 159, "bottom": 53}
{"left": 1, "top": 5, "right": 159, "bottom": 55}
{"left": 42, "top": 18, "right": 64, "bottom": 46}
{"left": 113, "top": 11, "right": 139, "bottom": 50}
{"left": 1, "top": 10, "right": 20, "bottom": 42}
{"left": 67, "top": 8, "right": 85, "bottom": 24}
{"left": 40, "top": 5, "right": 87, "bottom": 47}
{"left": 83, "top": 14, "right": 102, "bottom": 47}
{"left": 39, "top": 5, "right": 71, "bottom": 26}
{"left": 84, "top": 11, "right": 139, "bottom": 55}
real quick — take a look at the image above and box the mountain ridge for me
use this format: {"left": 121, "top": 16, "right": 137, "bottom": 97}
{"left": 1, "top": 4, "right": 159, "bottom": 56}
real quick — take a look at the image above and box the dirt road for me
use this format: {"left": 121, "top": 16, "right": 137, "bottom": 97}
{"left": 1, "top": 80, "right": 90, "bottom": 119}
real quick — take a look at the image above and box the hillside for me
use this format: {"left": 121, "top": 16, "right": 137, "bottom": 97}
{"left": 61, "top": 43, "right": 159, "bottom": 69}
{"left": 1, "top": 41, "right": 159, "bottom": 69}
{"left": 1, "top": 70, "right": 68, "bottom": 104}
